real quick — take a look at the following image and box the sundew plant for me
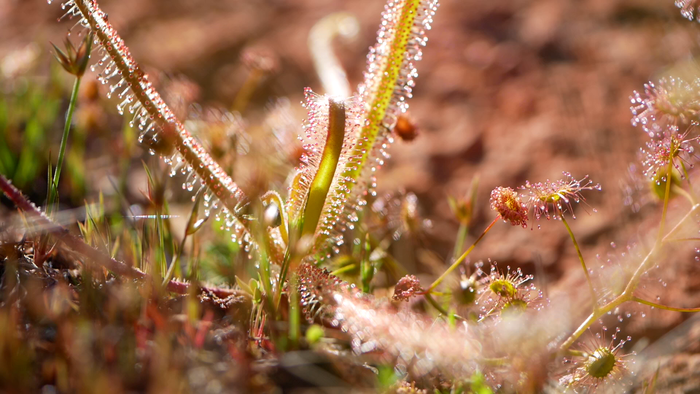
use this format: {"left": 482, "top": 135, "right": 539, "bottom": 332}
{"left": 2, "top": 0, "right": 700, "bottom": 392}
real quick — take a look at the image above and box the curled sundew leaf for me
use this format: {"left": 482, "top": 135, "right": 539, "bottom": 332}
{"left": 50, "top": 0, "right": 255, "bottom": 255}
{"left": 285, "top": 89, "right": 363, "bottom": 256}
{"left": 309, "top": 12, "right": 359, "bottom": 98}
{"left": 310, "top": 0, "right": 439, "bottom": 258}
{"left": 301, "top": 96, "right": 348, "bottom": 237}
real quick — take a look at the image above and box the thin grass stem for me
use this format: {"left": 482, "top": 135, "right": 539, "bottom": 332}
{"left": 560, "top": 215, "right": 597, "bottom": 310}
{"left": 672, "top": 184, "right": 695, "bottom": 205}
{"left": 330, "top": 264, "right": 356, "bottom": 277}
{"left": 48, "top": 76, "right": 81, "bottom": 215}
{"left": 423, "top": 294, "right": 444, "bottom": 313}
{"left": 657, "top": 160, "right": 674, "bottom": 242}
{"left": 632, "top": 296, "right": 700, "bottom": 313}
{"left": 452, "top": 222, "right": 468, "bottom": 262}
{"left": 426, "top": 216, "right": 498, "bottom": 294}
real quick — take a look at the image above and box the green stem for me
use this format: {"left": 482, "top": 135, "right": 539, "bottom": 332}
{"left": 560, "top": 171, "right": 694, "bottom": 352}
{"left": 288, "top": 274, "right": 300, "bottom": 349}
{"left": 561, "top": 243, "right": 659, "bottom": 351}
{"left": 48, "top": 76, "right": 81, "bottom": 215}
{"left": 559, "top": 293, "right": 629, "bottom": 352}
{"left": 560, "top": 215, "right": 597, "bottom": 310}
{"left": 162, "top": 233, "right": 184, "bottom": 285}
{"left": 330, "top": 264, "right": 357, "bottom": 276}
{"left": 672, "top": 184, "right": 695, "bottom": 205}
{"left": 680, "top": 160, "right": 690, "bottom": 182}
{"left": 624, "top": 163, "right": 682, "bottom": 296}
{"left": 452, "top": 222, "right": 468, "bottom": 261}
{"left": 662, "top": 204, "right": 700, "bottom": 242}
{"left": 679, "top": 160, "right": 697, "bottom": 203}
{"left": 632, "top": 296, "right": 700, "bottom": 313}
{"left": 424, "top": 293, "right": 462, "bottom": 320}
{"left": 426, "top": 216, "right": 498, "bottom": 294}
{"left": 155, "top": 209, "right": 167, "bottom": 278}
{"left": 667, "top": 237, "right": 700, "bottom": 242}
{"left": 275, "top": 264, "right": 289, "bottom": 312}
{"left": 361, "top": 233, "right": 373, "bottom": 293}
{"left": 622, "top": 246, "right": 658, "bottom": 299}
{"left": 163, "top": 205, "right": 198, "bottom": 285}
{"left": 657, "top": 160, "right": 673, "bottom": 242}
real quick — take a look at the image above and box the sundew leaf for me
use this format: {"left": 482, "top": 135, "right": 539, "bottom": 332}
{"left": 286, "top": 90, "right": 364, "bottom": 262}
{"left": 309, "top": 0, "right": 439, "bottom": 258}
{"left": 49, "top": 0, "right": 255, "bottom": 256}
{"left": 300, "top": 97, "right": 347, "bottom": 237}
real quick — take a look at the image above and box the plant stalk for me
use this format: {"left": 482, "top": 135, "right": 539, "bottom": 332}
{"left": 426, "top": 216, "right": 498, "bottom": 294}
{"left": 560, "top": 215, "right": 597, "bottom": 310}
{"left": 452, "top": 222, "right": 468, "bottom": 261}
{"left": 632, "top": 296, "right": 700, "bottom": 313}
{"left": 560, "top": 161, "right": 688, "bottom": 352}
{"left": 48, "top": 76, "right": 81, "bottom": 215}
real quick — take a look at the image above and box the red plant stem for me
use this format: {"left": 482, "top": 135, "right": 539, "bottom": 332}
{"left": 0, "top": 174, "right": 239, "bottom": 299}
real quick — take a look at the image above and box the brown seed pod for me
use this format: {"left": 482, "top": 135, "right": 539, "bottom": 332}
{"left": 393, "top": 113, "right": 419, "bottom": 141}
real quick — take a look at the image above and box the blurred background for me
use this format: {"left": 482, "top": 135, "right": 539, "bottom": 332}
{"left": 2, "top": 0, "right": 700, "bottom": 389}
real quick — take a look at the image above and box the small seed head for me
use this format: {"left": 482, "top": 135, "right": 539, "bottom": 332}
{"left": 394, "top": 113, "right": 419, "bottom": 141}
{"left": 630, "top": 77, "right": 700, "bottom": 137}
{"left": 51, "top": 32, "right": 93, "bottom": 77}
{"left": 641, "top": 125, "right": 698, "bottom": 180}
{"left": 448, "top": 176, "right": 479, "bottom": 226}
{"left": 489, "top": 187, "right": 528, "bottom": 227}
{"left": 393, "top": 274, "right": 423, "bottom": 302}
